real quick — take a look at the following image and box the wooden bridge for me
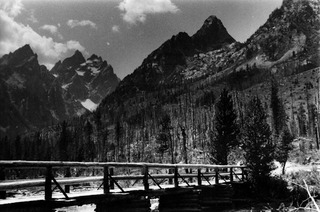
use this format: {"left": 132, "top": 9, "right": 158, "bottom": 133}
{"left": 0, "top": 160, "right": 248, "bottom": 212}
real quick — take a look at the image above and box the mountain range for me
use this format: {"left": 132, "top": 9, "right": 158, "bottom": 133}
{"left": 94, "top": 0, "right": 319, "bottom": 163}
{"left": 0, "top": 0, "right": 319, "bottom": 164}
{"left": 0, "top": 45, "right": 119, "bottom": 137}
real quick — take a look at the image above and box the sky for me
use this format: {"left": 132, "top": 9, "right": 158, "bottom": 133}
{"left": 0, "top": 0, "right": 283, "bottom": 79}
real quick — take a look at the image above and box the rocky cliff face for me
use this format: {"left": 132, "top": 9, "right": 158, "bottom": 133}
{"left": 102, "top": 15, "right": 235, "bottom": 106}
{"left": 51, "top": 51, "right": 120, "bottom": 107}
{"left": 192, "top": 15, "right": 235, "bottom": 52}
{"left": 0, "top": 45, "right": 86, "bottom": 136}
{"left": 0, "top": 45, "right": 120, "bottom": 137}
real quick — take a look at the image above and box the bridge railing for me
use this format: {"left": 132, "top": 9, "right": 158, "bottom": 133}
{"left": 0, "top": 160, "right": 247, "bottom": 201}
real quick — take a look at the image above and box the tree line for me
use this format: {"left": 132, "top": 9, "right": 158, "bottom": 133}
{"left": 0, "top": 73, "right": 313, "bottom": 190}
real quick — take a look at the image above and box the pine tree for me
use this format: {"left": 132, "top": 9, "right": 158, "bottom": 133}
{"left": 275, "top": 129, "right": 294, "bottom": 174}
{"left": 210, "top": 89, "right": 239, "bottom": 165}
{"left": 58, "top": 121, "right": 69, "bottom": 161}
{"left": 242, "top": 96, "right": 275, "bottom": 190}
{"left": 297, "top": 104, "right": 307, "bottom": 136}
{"left": 270, "top": 78, "right": 287, "bottom": 136}
{"left": 84, "top": 121, "right": 95, "bottom": 161}
{"left": 156, "top": 114, "right": 172, "bottom": 163}
{"left": 115, "top": 121, "right": 122, "bottom": 161}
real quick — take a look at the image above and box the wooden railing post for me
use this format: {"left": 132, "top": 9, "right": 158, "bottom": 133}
{"left": 65, "top": 167, "right": 71, "bottom": 193}
{"left": 103, "top": 166, "right": 110, "bottom": 194}
{"left": 110, "top": 168, "right": 114, "bottom": 189}
{"left": 142, "top": 165, "right": 149, "bottom": 191}
{"left": 197, "top": 169, "right": 202, "bottom": 186}
{"left": 174, "top": 167, "right": 179, "bottom": 188}
{"left": 215, "top": 168, "right": 219, "bottom": 184}
{"left": 230, "top": 168, "right": 233, "bottom": 183}
{"left": 241, "top": 167, "right": 245, "bottom": 181}
{"left": 0, "top": 167, "right": 6, "bottom": 199}
{"left": 168, "top": 169, "right": 173, "bottom": 185}
{"left": 45, "top": 166, "right": 52, "bottom": 201}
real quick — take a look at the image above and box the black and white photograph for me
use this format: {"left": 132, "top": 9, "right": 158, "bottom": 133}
{"left": 0, "top": 0, "right": 319, "bottom": 211}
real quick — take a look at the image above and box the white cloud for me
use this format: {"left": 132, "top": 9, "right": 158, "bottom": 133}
{"left": 67, "top": 19, "right": 97, "bottom": 29}
{"left": 118, "top": 0, "right": 179, "bottom": 24}
{"left": 40, "top": 24, "right": 63, "bottom": 39}
{"left": 112, "top": 25, "right": 120, "bottom": 33}
{"left": 40, "top": 24, "right": 58, "bottom": 34}
{"left": 1, "top": 0, "right": 23, "bottom": 18}
{"left": 27, "top": 9, "right": 38, "bottom": 23}
{"left": 0, "top": 2, "right": 86, "bottom": 69}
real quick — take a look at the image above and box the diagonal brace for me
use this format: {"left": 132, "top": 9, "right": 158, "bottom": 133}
{"left": 148, "top": 173, "right": 162, "bottom": 189}
{"left": 109, "top": 175, "right": 125, "bottom": 193}
{"left": 177, "top": 172, "right": 190, "bottom": 187}
{"left": 218, "top": 172, "right": 228, "bottom": 183}
{"left": 51, "top": 177, "right": 69, "bottom": 199}
{"left": 233, "top": 170, "right": 242, "bottom": 181}
{"left": 201, "top": 173, "right": 211, "bottom": 185}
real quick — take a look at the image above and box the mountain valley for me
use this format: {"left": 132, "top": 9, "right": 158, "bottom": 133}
{"left": 0, "top": 0, "right": 319, "bottom": 165}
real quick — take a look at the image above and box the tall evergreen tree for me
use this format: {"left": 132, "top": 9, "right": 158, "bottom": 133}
{"left": 210, "top": 89, "right": 239, "bottom": 165}
{"left": 156, "top": 114, "right": 172, "bottom": 163}
{"left": 270, "top": 78, "right": 287, "bottom": 136}
{"left": 242, "top": 96, "right": 275, "bottom": 190}
{"left": 84, "top": 121, "right": 95, "bottom": 161}
{"left": 115, "top": 121, "right": 122, "bottom": 161}
{"left": 275, "top": 129, "right": 294, "bottom": 175}
{"left": 58, "top": 121, "right": 69, "bottom": 161}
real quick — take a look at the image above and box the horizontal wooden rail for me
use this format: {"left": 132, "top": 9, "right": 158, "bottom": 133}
{"left": 0, "top": 171, "right": 245, "bottom": 190}
{"left": 0, "top": 160, "right": 245, "bottom": 169}
{"left": 0, "top": 160, "right": 247, "bottom": 201}
{"left": 0, "top": 176, "right": 104, "bottom": 190}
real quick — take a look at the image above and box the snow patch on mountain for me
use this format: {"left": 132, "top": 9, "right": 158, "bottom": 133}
{"left": 62, "top": 82, "right": 72, "bottom": 90}
{"left": 80, "top": 99, "right": 98, "bottom": 111}
{"left": 90, "top": 67, "right": 99, "bottom": 75}
{"left": 50, "top": 110, "right": 59, "bottom": 121}
{"left": 76, "top": 70, "right": 85, "bottom": 76}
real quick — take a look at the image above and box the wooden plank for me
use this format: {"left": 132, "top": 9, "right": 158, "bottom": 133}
{"left": 0, "top": 176, "right": 103, "bottom": 190}
{"left": 0, "top": 160, "right": 246, "bottom": 170}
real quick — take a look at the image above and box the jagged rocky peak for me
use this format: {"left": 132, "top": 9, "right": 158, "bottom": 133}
{"left": 62, "top": 50, "right": 85, "bottom": 67}
{"left": 88, "top": 54, "right": 102, "bottom": 62}
{"left": 173, "top": 32, "right": 190, "bottom": 41}
{"left": 12, "top": 44, "right": 35, "bottom": 59}
{"left": 203, "top": 15, "right": 220, "bottom": 27}
{"left": 50, "top": 60, "right": 61, "bottom": 72}
{"left": 192, "top": 15, "right": 235, "bottom": 51}
{"left": 157, "top": 31, "right": 194, "bottom": 56}
{"left": 51, "top": 50, "right": 86, "bottom": 79}
{"left": 7, "top": 44, "right": 37, "bottom": 65}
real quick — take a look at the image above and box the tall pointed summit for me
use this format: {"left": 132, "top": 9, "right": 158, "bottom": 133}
{"left": 192, "top": 15, "right": 235, "bottom": 51}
